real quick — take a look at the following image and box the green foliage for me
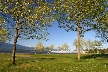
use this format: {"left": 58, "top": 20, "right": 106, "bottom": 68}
{"left": 0, "top": 54, "right": 108, "bottom": 72}
{"left": 93, "top": 40, "right": 103, "bottom": 46}
{"left": 35, "top": 41, "right": 45, "bottom": 54}
{"left": 62, "top": 43, "right": 69, "bottom": 51}
{"left": 50, "top": 44, "right": 54, "bottom": 51}
{"left": 89, "top": 49, "right": 95, "bottom": 53}
{"left": 0, "top": 28, "right": 8, "bottom": 44}
{"left": 86, "top": 39, "right": 94, "bottom": 50}
{"left": 104, "top": 48, "right": 108, "bottom": 53}
{"left": 0, "top": 17, "right": 8, "bottom": 44}
{"left": 93, "top": 11, "right": 108, "bottom": 42}
{"left": 57, "top": 46, "right": 62, "bottom": 51}
{"left": 54, "top": 0, "right": 107, "bottom": 33}
{"left": 85, "top": 39, "right": 103, "bottom": 50}
{"left": 73, "top": 38, "right": 103, "bottom": 50}
{"left": 57, "top": 43, "right": 69, "bottom": 51}
{"left": 73, "top": 37, "right": 86, "bottom": 50}
{"left": 45, "top": 46, "right": 50, "bottom": 51}
{"left": 0, "top": 0, "right": 55, "bottom": 40}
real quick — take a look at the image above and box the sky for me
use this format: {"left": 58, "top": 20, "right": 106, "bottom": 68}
{"left": 9, "top": 21, "right": 108, "bottom": 50}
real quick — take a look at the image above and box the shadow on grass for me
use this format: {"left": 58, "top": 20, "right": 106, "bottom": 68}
{"left": 81, "top": 54, "right": 108, "bottom": 59}
{"left": 18, "top": 57, "right": 56, "bottom": 60}
{"left": 13, "top": 58, "right": 56, "bottom": 66}
{"left": 36, "top": 58, "right": 56, "bottom": 61}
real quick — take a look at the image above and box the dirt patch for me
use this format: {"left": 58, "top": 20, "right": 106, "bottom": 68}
{"left": 16, "top": 54, "right": 31, "bottom": 58}
{"left": 16, "top": 63, "right": 31, "bottom": 68}
{"left": 0, "top": 62, "right": 10, "bottom": 70}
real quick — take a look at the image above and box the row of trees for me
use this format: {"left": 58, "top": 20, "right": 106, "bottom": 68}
{"left": 35, "top": 39, "right": 103, "bottom": 53}
{"left": 86, "top": 48, "right": 108, "bottom": 54}
{"left": 57, "top": 43, "right": 69, "bottom": 51}
{"left": 35, "top": 42, "right": 70, "bottom": 53}
{"left": 73, "top": 38, "right": 103, "bottom": 52}
{"left": 0, "top": 0, "right": 108, "bottom": 64}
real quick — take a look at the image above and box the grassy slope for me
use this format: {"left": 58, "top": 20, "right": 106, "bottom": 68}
{"left": 0, "top": 54, "right": 108, "bottom": 72}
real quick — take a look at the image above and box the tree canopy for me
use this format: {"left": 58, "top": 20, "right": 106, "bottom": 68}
{"left": 54, "top": 0, "right": 107, "bottom": 33}
{"left": 93, "top": 11, "right": 108, "bottom": 43}
{"left": 0, "top": 0, "right": 55, "bottom": 40}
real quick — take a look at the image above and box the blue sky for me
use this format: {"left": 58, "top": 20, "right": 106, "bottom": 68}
{"left": 9, "top": 21, "right": 108, "bottom": 50}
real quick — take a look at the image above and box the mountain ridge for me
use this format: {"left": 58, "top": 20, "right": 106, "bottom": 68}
{"left": 0, "top": 43, "right": 35, "bottom": 50}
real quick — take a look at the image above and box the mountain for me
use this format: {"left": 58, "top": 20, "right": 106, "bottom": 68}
{"left": 0, "top": 43, "right": 34, "bottom": 50}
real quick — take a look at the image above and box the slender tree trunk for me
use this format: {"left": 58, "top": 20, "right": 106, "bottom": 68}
{"left": 12, "top": 21, "right": 19, "bottom": 65}
{"left": 77, "top": 27, "right": 81, "bottom": 61}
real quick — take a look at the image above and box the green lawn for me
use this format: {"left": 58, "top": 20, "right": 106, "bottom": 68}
{"left": 0, "top": 54, "right": 108, "bottom": 72}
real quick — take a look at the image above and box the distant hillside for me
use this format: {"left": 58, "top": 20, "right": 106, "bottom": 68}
{"left": 0, "top": 43, "right": 34, "bottom": 50}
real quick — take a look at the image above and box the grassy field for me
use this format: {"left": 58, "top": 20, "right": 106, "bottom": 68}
{"left": 0, "top": 54, "right": 108, "bottom": 72}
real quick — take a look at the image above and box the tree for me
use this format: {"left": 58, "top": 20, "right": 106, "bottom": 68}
{"left": 50, "top": 44, "right": 54, "bottom": 51}
{"left": 61, "top": 45, "right": 64, "bottom": 50}
{"left": 0, "top": 0, "right": 55, "bottom": 64}
{"left": 54, "top": 0, "right": 107, "bottom": 60}
{"left": 45, "top": 46, "right": 50, "bottom": 51}
{"left": 93, "top": 40, "right": 103, "bottom": 49}
{"left": 73, "top": 37, "right": 86, "bottom": 52}
{"left": 57, "top": 43, "right": 69, "bottom": 51}
{"left": 84, "top": 39, "right": 94, "bottom": 53}
{"left": 57, "top": 46, "right": 62, "bottom": 51}
{"left": 93, "top": 40, "right": 103, "bottom": 53}
{"left": 35, "top": 41, "right": 45, "bottom": 54}
{"left": 73, "top": 39, "right": 78, "bottom": 50}
{"left": 63, "top": 43, "right": 69, "bottom": 51}
{"left": 86, "top": 39, "right": 94, "bottom": 50}
{"left": 0, "top": 17, "right": 8, "bottom": 45}
{"left": 0, "top": 28, "right": 8, "bottom": 44}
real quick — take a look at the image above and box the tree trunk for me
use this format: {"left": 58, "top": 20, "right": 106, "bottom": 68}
{"left": 12, "top": 21, "right": 19, "bottom": 65}
{"left": 77, "top": 27, "right": 81, "bottom": 61}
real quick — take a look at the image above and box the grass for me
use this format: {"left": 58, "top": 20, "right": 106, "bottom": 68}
{"left": 0, "top": 54, "right": 108, "bottom": 72}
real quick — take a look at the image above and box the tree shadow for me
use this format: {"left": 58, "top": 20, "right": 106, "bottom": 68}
{"left": 36, "top": 58, "right": 56, "bottom": 61}
{"left": 81, "top": 54, "right": 108, "bottom": 59}
{"left": 15, "top": 57, "right": 56, "bottom": 66}
{"left": 17, "top": 57, "right": 56, "bottom": 61}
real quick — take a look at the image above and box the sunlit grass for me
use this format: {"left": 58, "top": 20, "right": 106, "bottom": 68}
{"left": 0, "top": 54, "right": 108, "bottom": 72}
